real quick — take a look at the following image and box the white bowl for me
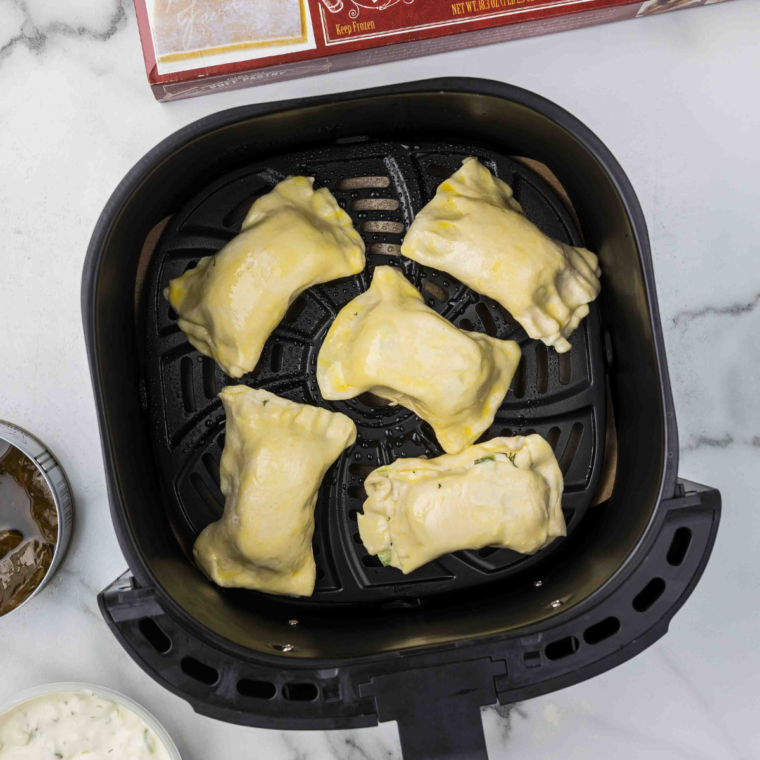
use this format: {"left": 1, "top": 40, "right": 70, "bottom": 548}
{"left": 0, "top": 682, "right": 181, "bottom": 759}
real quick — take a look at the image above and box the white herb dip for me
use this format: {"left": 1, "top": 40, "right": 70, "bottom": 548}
{"left": 0, "top": 692, "right": 172, "bottom": 760}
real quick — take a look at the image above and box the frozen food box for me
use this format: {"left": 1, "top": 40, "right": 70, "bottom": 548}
{"left": 133, "top": 0, "right": 736, "bottom": 101}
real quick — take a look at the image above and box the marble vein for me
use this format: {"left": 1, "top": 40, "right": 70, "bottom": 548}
{"left": 0, "top": 0, "right": 128, "bottom": 64}
{"left": 671, "top": 292, "right": 760, "bottom": 328}
{"left": 655, "top": 647, "right": 748, "bottom": 760}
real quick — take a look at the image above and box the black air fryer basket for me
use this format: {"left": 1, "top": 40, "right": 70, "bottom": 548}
{"left": 82, "top": 79, "right": 720, "bottom": 759}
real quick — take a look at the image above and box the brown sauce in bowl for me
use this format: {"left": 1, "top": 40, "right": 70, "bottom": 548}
{"left": 0, "top": 444, "right": 58, "bottom": 616}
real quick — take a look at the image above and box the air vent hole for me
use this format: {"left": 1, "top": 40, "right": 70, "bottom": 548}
{"left": 545, "top": 636, "right": 579, "bottom": 661}
{"left": 535, "top": 343, "right": 549, "bottom": 394}
{"left": 202, "top": 453, "right": 221, "bottom": 488}
{"left": 201, "top": 356, "right": 217, "bottom": 399}
{"left": 667, "top": 527, "right": 692, "bottom": 567}
{"left": 362, "top": 220, "right": 405, "bottom": 234}
{"left": 362, "top": 554, "right": 384, "bottom": 568}
{"left": 583, "top": 616, "right": 621, "bottom": 645}
{"left": 459, "top": 318, "right": 474, "bottom": 331}
{"left": 285, "top": 297, "right": 308, "bottom": 324}
{"left": 349, "top": 463, "right": 376, "bottom": 480}
{"left": 423, "top": 281, "right": 449, "bottom": 302}
{"left": 190, "top": 472, "right": 223, "bottom": 513}
{"left": 559, "top": 422, "right": 583, "bottom": 475}
{"left": 558, "top": 351, "right": 572, "bottom": 385}
{"left": 348, "top": 485, "right": 367, "bottom": 501}
{"left": 475, "top": 302, "right": 497, "bottom": 337}
{"left": 357, "top": 392, "right": 392, "bottom": 408}
{"left": 222, "top": 193, "right": 262, "bottom": 230}
{"left": 270, "top": 344, "right": 284, "bottom": 372}
{"left": 512, "top": 357, "right": 527, "bottom": 398}
{"left": 337, "top": 176, "right": 390, "bottom": 190}
{"left": 368, "top": 243, "right": 401, "bottom": 256}
{"left": 546, "top": 427, "right": 561, "bottom": 451}
{"left": 138, "top": 618, "right": 171, "bottom": 654}
{"left": 350, "top": 198, "right": 399, "bottom": 211}
{"left": 426, "top": 164, "right": 454, "bottom": 179}
{"left": 180, "top": 357, "right": 195, "bottom": 413}
{"left": 633, "top": 577, "right": 666, "bottom": 612}
{"left": 181, "top": 657, "right": 219, "bottom": 686}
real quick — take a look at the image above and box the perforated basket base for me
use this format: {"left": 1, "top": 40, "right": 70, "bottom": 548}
{"left": 144, "top": 138, "right": 606, "bottom": 606}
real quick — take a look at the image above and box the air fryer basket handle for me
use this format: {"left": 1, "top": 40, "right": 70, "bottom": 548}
{"left": 395, "top": 708, "right": 489, "bottom": 760}
{"left": 359, "top": 659, "right": 503, "bottom": 760}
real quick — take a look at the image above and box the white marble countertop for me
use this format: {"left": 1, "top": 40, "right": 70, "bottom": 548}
{"left": 1, "top": 0, "right": 758, "bottom": 757}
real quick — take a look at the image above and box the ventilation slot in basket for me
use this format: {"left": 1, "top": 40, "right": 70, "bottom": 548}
{"left": 202, "top": 453, "right": 221, "bottom": 488}
{"left": 583, "top": 616, "right": 621, "bottom": 645}
{"left": 512, "top": 357, "right": 527, "bottom": 398}
{"left": 237, "top": 679, "right": 276, "bottom": 700}
{"left": 423, "top": 281, "right": 449, "bottom": 302}
{"left": 285, "top": 297, "right": 308, "bottom": 324}
{"left": 357, "top": 392, "right": 392, "bottom": 408}
{"left": 138, "top": 618, "right": 171, "bottom": 654}
{"left": 545, "top": 635, "right": 579, "bottom": 661}
{"left": 667, "top": 527, "right": 692, "bottom": 567}
{"left": 180, "top": 357, "right": 195, "bottom": 413}
{"left": 201, "top": 356, "right": 216, "bottom": 399}
{"left": 350, "top": 198, "right": 399, "bottom": 211}
{"left": 633, "top": 577, "right": 666, "bottom": 612}
{"left": 426, "top": 164, "right": 454, "bottom": 179}
{"left": 270, "top": 344, "right": 284, "bottom": 372}
{"left": 348, "top": 485, "right": 367, "bottom": 501}
{"left": 535, "top": 343, "right": 549, "bottom": 394}
{"left": 475, "top": 302, "right": 497, "bottom": 337}
{"left": 558, "top": 351, "right": 572, "bottom": 384}
{"left": 362, "top": 220, "right": 405, "bottom": 234}
{"left": 337, "top": 176, "right": 390, "bottom": 190}
{"left": 222, "top": 195, "right": 258, "bottom": 230}
{"left": 181, "top": 657, "right": 219, "bottom": 686}
{"left": 190, "top": 472, "right": 223, "bottom": 512}
{"left": 368, "top": 243, "right": 401, "bottom": 256}
{"left": 349, "top": 463, "right": 376, "bottom": 480}
{"left": 559, "top": 422, "right": 583, "bottom": 475}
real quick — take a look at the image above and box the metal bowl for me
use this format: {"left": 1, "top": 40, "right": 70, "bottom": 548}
{"left": 0, "top": 421, "right": 74, "bottom": 619}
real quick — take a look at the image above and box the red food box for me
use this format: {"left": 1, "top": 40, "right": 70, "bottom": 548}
{"left": 134, "top": 0, "right": 733, "bottom": 102}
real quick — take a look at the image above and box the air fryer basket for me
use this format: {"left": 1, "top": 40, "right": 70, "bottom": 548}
{"left": 83, "top": 79, "right": 720, "bottom": 759}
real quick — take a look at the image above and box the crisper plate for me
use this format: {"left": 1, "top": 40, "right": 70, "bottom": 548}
{"left": 143, "top": 139, "right": 606, "bottom": 604}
